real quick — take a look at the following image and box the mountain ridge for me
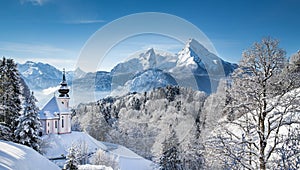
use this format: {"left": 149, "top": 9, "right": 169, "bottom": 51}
{"left": 18, "top": 39, "right": 237, "bottom": 104}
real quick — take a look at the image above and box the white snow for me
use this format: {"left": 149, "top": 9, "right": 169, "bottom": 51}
{"left": 78, "top": 164, "right": 113, "bottom": 170}
{"left": 22, "top": 66, "right": 40, "bottom": 77}
{"left": 42, "top": 131, "right": 107, "bottom": 158}
{"left": 42, "top": 131, "right": 155, "bottom": 170}
{"left": 0, "top": 140, "right": 60, "bottom": 170}
{"left": 176, "top": 38, "right": 222, "bottom": 72}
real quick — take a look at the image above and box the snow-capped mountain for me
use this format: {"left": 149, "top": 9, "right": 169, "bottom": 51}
{"left": 175, "top": 38, "right": 236, "bottom": 75}
{"left": 111, "top": 48, "right": 177, "bottom": 76}
{"left": 18, "top": 39, "right": 237, "bottom": 104}
{"left": 111, "top": 39, "right": 237, "bottom": 94}
{"left": 18, "top": 61, "right": 64, "bottom": 90}
{"left": 170, "top": 39, "right": 237, "bottom": 93}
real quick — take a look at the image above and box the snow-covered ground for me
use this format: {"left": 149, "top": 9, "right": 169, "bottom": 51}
{"left": 42, "top": 131, "right": 155, "bottom": 170}
{"left": 0, "top": 140, "right": 60, "bottom": 170}
{"left": 79, "top": 164, "right": 113, "bottom": 170}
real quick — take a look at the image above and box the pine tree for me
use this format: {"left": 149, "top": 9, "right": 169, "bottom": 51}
{"left": 159, "top": 129, "right": 183, "bottom": 170}
{"left": 64, "top": 144, "right": 80, "bottom": 170}
{"left": 0, "top": 57, "right": 22, "bottom": 140}
{"left": 14, "top": 91, "right": 41, "bottom": 152}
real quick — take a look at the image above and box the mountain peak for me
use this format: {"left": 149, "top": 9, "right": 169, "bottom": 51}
{"left": 184, "top": 38, "right": 209, "bottom": 55}
{"left": 140, "top": 48, "right": 157, "bottom": 69}
{"left": 24, "top": 61, "right": 36, "bottom": 66}
{"left": 145, "top": 48, "right": 155, "bottom": 54}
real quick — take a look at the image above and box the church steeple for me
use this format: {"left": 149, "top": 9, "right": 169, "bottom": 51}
{"left": 58, "top": 68, "right": 69, "bottom": 98}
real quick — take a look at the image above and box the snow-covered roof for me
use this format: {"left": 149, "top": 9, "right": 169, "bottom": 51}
{"left": 39, "top": 96, "right": 70, "bottom": 120}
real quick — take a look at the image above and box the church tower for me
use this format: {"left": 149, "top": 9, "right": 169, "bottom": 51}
{"left": 58, "top": 68, "right": 70, "bottom": 108}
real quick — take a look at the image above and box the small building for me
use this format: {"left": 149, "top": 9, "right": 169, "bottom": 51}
{"left": 39, "top": 69, "right": 72, "bottom": 135}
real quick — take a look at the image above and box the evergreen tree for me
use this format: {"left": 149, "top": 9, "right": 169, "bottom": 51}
{"left": 159, "top": 129, "right": 183, "bottom": 170}
{"left": 14, "top": 91, "right": 41, "bottom": 152}
{"left": 64, "top": 144, "right": 80, "bottom": 170}
{"left": 0, "top": 57, "right": 22, "bottom": 140}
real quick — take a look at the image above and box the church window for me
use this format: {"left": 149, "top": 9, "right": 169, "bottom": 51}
{"left": 55, "top": 121, "right": 57, "bottom": 128}
{"left": 62, "top": 116, "right": 64, "bottom": 128}
{"left": 47, "top": 122, "right": 49, "bottom": 127}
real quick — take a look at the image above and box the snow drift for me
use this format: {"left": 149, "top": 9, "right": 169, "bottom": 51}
{"left": 0, "top": 140, "right": 60, "bottom": 170}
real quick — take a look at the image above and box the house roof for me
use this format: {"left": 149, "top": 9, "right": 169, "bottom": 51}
{"left": 39, "top": 96, "right": 70, "bottom": 120}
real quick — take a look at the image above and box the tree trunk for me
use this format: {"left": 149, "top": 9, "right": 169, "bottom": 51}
{"left": 259, "top": 86, "right": 267, "bottom": 170}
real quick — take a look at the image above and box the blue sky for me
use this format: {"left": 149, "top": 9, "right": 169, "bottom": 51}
{"left": 1, "top": 0, "right": 300, "bottom": 71}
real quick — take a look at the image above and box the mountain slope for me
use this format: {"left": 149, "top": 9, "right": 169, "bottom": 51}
{"left": 18, "top": 61, "right": 64, "bottom": 90}
{"left": 127, "top": 68, "right": 178, "bottom": 93}
{"left": 111, "top": 39, "right": 237, "bottom": 94}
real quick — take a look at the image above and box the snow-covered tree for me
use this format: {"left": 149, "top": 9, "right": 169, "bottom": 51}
{"left": 80, "top": 105, "right": 110, "bottom": 141}
{"left": 64, "top": 144, "right": 81, "bottom": 170}
{"left": 0, "top": 122, "right": 11, "bottom": 141}
{"left": 208, "top": 38, "right": 300, "bottom": 169}
{"left": 91, "top": 149, "right": 119, "bottom": 170}
{"left": 14, "top": 91, "right": 41, "bottom": 152}
{"left": 275, "top": 126, "right": 300, "bottom": 169}
{"left": 289, "top": 50, "right": 300, "bottom": 72}
{"left": 0, "top": 57, "right": 22, "bottom": 140}
{"left": 180, "top": 120, "right": 205, "bottom": 169}
{"left": 74, "top": 86, "right": 206, "bottom": 162}
{"left": 287, "top": 51, "right": 300, "bottom": 89}
{"left": 159, "top": 129, "right": 183, "bottom": 170}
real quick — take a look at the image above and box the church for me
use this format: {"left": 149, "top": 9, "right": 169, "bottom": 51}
{"left": 39, "top": 69, "right": 72, "bottom": 135}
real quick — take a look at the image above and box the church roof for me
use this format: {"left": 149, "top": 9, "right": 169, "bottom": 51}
{"left": 39, "top": 96, "right": 70, "bottom": 120}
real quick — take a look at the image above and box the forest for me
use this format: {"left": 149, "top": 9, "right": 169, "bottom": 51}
{"left": 72, "top": 38, "right": 300, "bottom": 169}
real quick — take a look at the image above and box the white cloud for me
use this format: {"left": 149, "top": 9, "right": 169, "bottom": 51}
{"left": 0, "top": 41, "right": 70, "bottom": 55}
{"left": 0, "top": 41, "right": 77, "bottom": 71}
{"left": 42, "top": 86, "right": 60, "bottom": 95}
{"left": 65, "top": 19, "right": 106, "bottom": 24}
{"left": 20, "top": 0, "right": 49, "bottom": 6}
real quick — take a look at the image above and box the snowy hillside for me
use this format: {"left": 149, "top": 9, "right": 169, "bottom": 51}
{"left": 0, "top": 140, "right": 60, "bottom": 170}
{"left": 42, "top": 131, "right": 154, "bottom": 170}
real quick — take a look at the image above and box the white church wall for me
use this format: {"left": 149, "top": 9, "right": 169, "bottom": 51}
{"left": 58, "top": 114, "right": 71, "bottom": 134}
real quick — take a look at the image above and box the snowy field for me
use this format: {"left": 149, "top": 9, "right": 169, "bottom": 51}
{"left": 0, "top": 140, "right": 60, "bottom": 170}
{"left": 42, "top": 131, "right": 154, "bottom": 170}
